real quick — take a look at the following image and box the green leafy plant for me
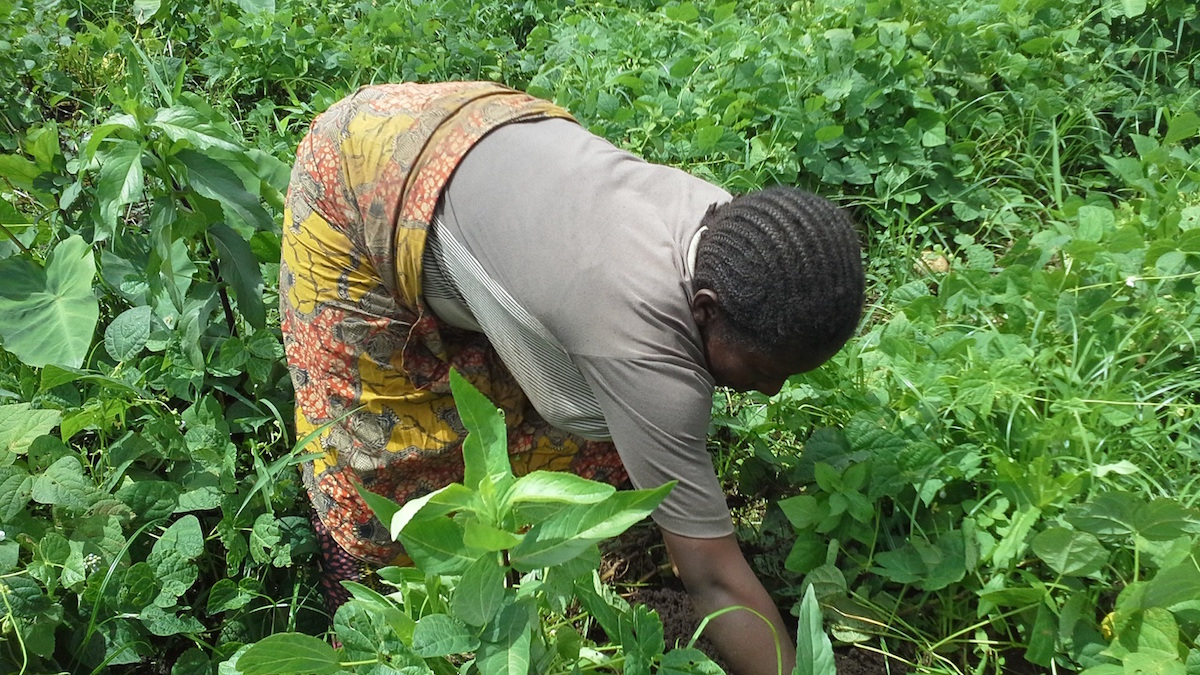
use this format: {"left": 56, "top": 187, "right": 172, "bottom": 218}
{"left": 233, "top": 369, "right": 736, "bottom": 673}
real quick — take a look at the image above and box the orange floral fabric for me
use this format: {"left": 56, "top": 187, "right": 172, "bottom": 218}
{"left": 280, "top": 83, "right": 628, "bottom": 564}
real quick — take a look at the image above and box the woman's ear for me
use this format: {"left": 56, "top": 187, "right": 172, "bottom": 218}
{"left": 691, "top": 288, "right": 721, "bottom": 328}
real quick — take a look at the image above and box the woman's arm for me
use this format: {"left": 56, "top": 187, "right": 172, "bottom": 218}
{"left": 660, "top": 529, "right": 797, "bottom": 675}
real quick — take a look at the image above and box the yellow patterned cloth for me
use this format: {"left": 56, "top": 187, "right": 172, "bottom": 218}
{"left": 280, "top": 83, "right": 628, "bottom": 566}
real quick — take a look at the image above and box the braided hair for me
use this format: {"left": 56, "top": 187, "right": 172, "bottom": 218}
{"left": 693, "top": 186, "right": 864, "bottom": 354}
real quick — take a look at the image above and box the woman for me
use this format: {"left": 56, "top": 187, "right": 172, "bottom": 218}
{"left": 280, "top": 81, "right": 863, "bottom": 675}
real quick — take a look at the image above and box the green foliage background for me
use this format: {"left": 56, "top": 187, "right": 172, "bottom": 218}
{"left": 0, "top": 0, "right": 1198, "bottom": 672}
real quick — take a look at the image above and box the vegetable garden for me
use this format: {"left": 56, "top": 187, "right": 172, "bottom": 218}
{"left": 1, "top": 0, "right": 1198, "bottom": 673}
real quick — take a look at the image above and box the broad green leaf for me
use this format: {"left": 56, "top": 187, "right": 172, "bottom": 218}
{"left": 120, "top": 562, "right": 160, "bottom": 611}
{"left": 0, "top": 235, "right": 99, "bottom": 368}
{"left": 399, "top": 516, "right": 482, "bottom": 575}
{"left": 1121, "top": 607, "right": 1179, "bottom": 656}
{"left": 1121, "top": 0, "right": 1147, "bottom": 18}
{"left": 504, "top": 471, "right": 615, "bottom": 507}
{"left": 1077, "top": 206, "right": 1114, "bottom": 243}
{"left": 151, "top": 551, "right": 199, "bottom": 607}
{"left": 31, "top": 456, "right": 97, "bottom": 509}
{"left": 1143, "top": 563, "right": 1200, "bottom": 611}
{"left": 0, "top": 466, "right": 33, "bottom": 519}
{"left": 142, "top": 604, "right": 206, "bottom": 636}
{"left": 132, "top": 0, "right": 160, "bottom": 23}
{"left": 477, "top": 601, "right": 532, "bottom": 674}
{"left": 1066, "top": 492, "right": 1139, "bottom": 539}
{"left": 0, "top": 154, "right": 40, "bottom": 190}
{"left": 104, "top": 305, "right": 153, "bottom": 361}
{"left": 794, "top": 584, "right": 836, "bottom": 675}
{"left": 115, "top": 480, "right": 182, "bottom": 521}
{"left": 663, "top": 2, "right": 699, "bottom": 21}
{"left": 209, "top": 223, "right": 265, "bottom": 328}
{"left": 619, "top": 604, "right": 663, "bottom": 673}
{"left": 176, "top": 149, "right": 273, "bottom": 232}
{"left": 463, "top": 520, "right": 523, "bottom": 551}
{"left": 921, "top": 122, "right": 947, "bottom": 147}
{"left": 574, "top": 573, "right": 629, "bottom": 642}
{"left": 451, "top": 555, "right": 507, "bottom": 626}
{"left": 236, "top": 0, "right": 276, "bottom": 13}
{"left": 1024, "top": 601, "right": 1057, "bottom": 667}
{"left": 356, "top": 484, "right": 401, "bottom": 529}
{"left": 171, "top": 648, "right": 210, "bottom": 675}
{"left": 237, "top": 633, "right": 340, "bottom": 675}
{"left": 40, "top": 364, "right": 151, "bottom": 399}
{"left": 1132, "top": 499, "right": 1200, "bottom": 541}
{"left": 389, "top": 482, "right": 475, "bottom": 539}
{"left": 411, "top": 614, "right": 479, "bottom": 657}
{"left": 450, "top": 369, "right": 510, "bottom": 487}
{"left": 0, "top": 403, "right": 61, "bottom": 457}
{"left": 1031, "top": 527, "right": 1107, "bottom": 577}
{"left": 991, "top": 505, "right": 1040, "bottom": 568}
{"left": 1121, "top": 652, "right": 1185, "bottom": 675}
{"left": 150, "top": 106, "right": 242, "bottom": 152}
{"left": 96, "top": 140, "right": 145, "bottom": 228}
{"left": 151, "top": 515, "right": 205, "bottom": 560}
{"left": 207, "top": 578, "right": 251, "bottom": 614}
{"left": 814, "top": 125, "right": 844, "bottom": 143}
{"left": 661, "top": 649, "right": 724, "bottom": 674}
{"left": 511, "top": 483, "right": 672, "bottom": 569}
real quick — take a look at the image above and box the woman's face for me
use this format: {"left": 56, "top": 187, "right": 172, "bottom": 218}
{"left": 691, "top": 288, "right": 836, "bottom": 395}
{"left": 702, "top": 326, "right": 832, "bottom": 395}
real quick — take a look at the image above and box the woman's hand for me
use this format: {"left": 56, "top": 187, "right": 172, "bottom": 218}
{"left": 660, "top": 530, "right": 797, "bottom": 675}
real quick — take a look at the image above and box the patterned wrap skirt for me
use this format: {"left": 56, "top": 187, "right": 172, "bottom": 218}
{"left": 279, "top": 82, "right": 629, "bottom": 608}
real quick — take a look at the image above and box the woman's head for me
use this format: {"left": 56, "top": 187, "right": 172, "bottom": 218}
{"left": 691, "top": 186, "right": 864, "bottom": 390}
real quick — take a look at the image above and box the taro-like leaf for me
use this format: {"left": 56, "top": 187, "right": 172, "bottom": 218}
{"left": 411, "top": 614, "right": 479, "bottom": 658}
{"left": 794, "top": 584, "right": 836, "bottom": 675}
{"left": 104, "top": 305, "right": 153, "bottom": 361}
{"left": 0, "top": 235, "right": 99, "bottom": 368}
{"left": 451, "top": 555, "right": 507, "bottom": 626}
{"left": 1031, "top": 527, "right": 1107, "bottom": 577}
{"left": 237, "top": 633, "right": 340, "bottom": 675}
{"left": 450, "top": 368, "right": 510, "bottom": 488}
{"left": 0, "top": 403, "right": 61, "bottom": 458}
{"left": 209, "top": 223, "right": 265, "bottom": 329}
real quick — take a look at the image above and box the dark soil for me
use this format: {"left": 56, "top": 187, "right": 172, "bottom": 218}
{"left": 601, "top": 523, "right": 906, "bottom": 674}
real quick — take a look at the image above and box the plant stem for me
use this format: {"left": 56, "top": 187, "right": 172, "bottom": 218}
{"left": 0, "top": 223, "right": 31, "bottom": 255}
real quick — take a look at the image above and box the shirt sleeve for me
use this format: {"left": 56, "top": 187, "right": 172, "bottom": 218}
{"left": 573, "top": 353, "right": 734, "bottom": 538}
